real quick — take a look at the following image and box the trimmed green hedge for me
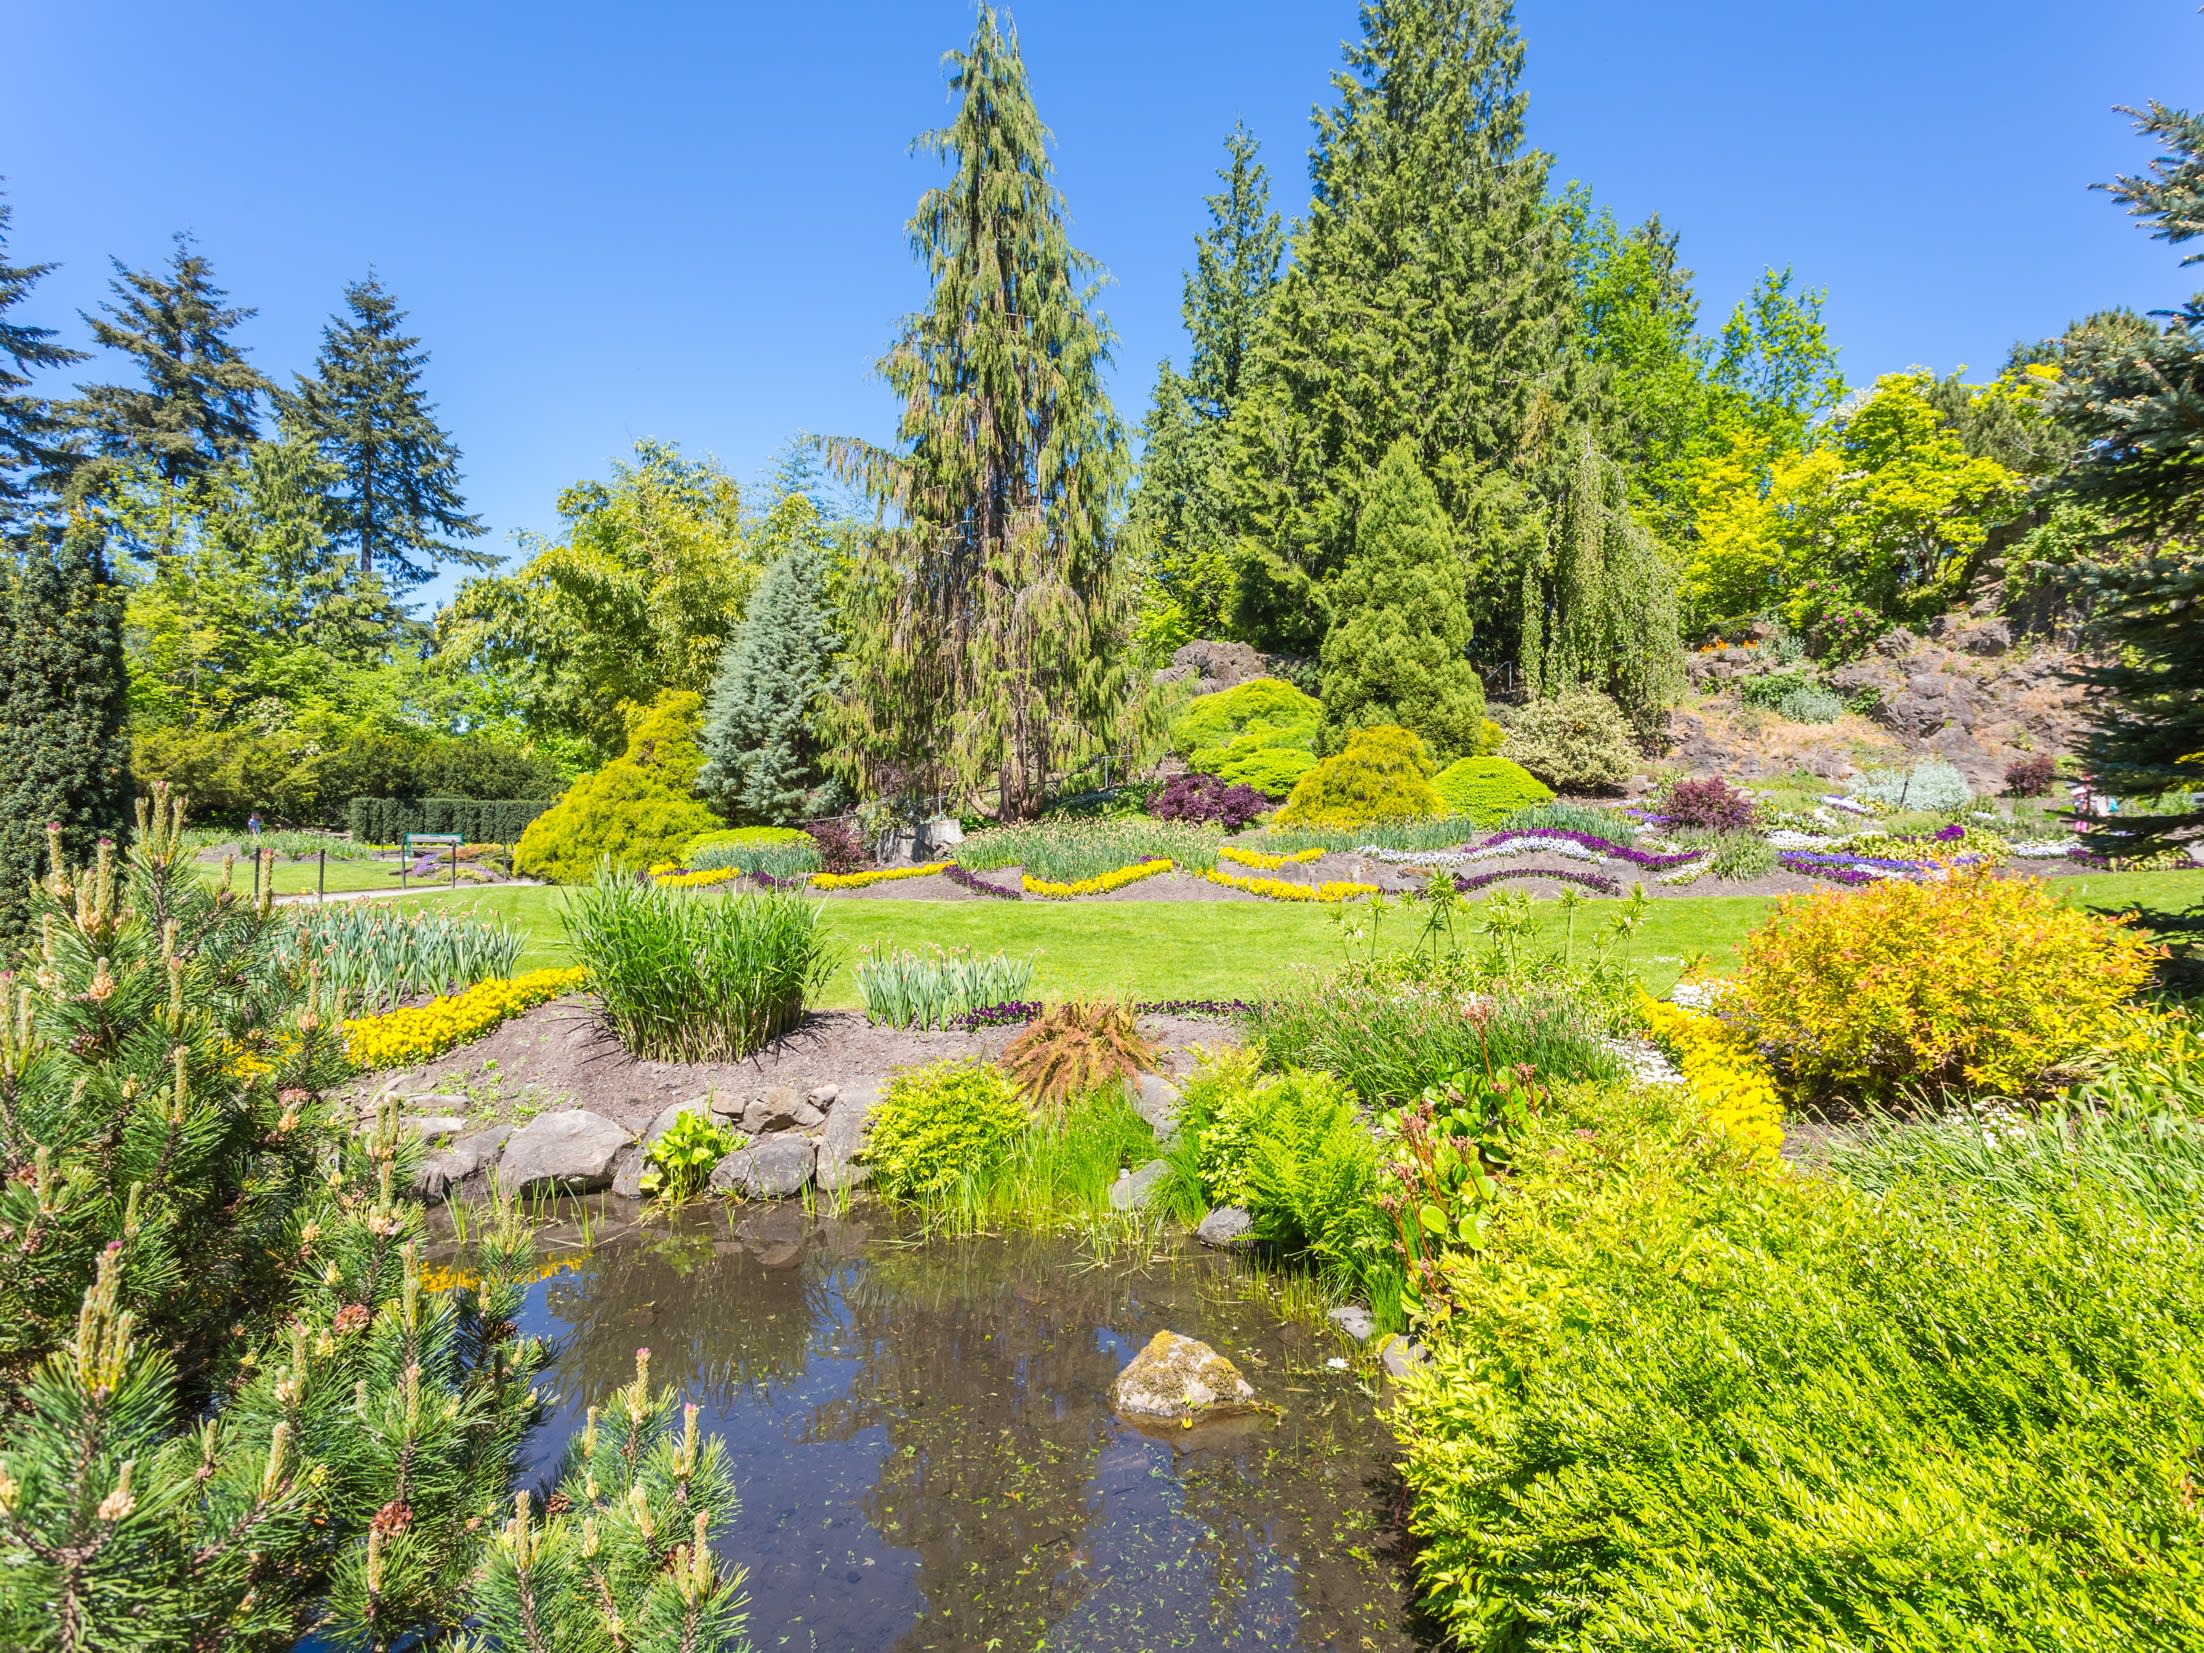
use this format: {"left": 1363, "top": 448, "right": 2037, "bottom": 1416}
{"left": 1430, "top": 755, "right": 1553, "bottom": 826}
{"left": 345, "top": 797, "right": 552, "bottom": 846}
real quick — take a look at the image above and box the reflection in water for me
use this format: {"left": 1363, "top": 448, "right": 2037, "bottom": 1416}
{"left": 515, "top": 1209, "right": 1431, "bottom": 1653}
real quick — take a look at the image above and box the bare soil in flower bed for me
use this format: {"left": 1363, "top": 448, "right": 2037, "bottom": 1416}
{"left": 351, "top": 999, "right": 1238, "bottom": 1135}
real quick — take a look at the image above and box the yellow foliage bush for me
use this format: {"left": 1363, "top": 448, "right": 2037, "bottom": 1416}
{"left": 650, "top": 866, "right": 737, "bottom": 889}
{"left": 1638, "top": 993, "right": 1784, "bottom": 1160}
{"left": 810, "top": 861, "right": 948, "bottom": 890}
{"left": 513, "top": 691, "right": 721, "bottom": 883}
{"left": 1272, "top": 724, "right": 1442, "bottom": 829}
{"left": 1732, "top": 870, "right": 2160, "bottom": 1105}
{"left": 343, "top": 966, "right": 589, "bottom": 1070}
{"left": 1022, "top": 858, "right": 1173, "bottom": 899}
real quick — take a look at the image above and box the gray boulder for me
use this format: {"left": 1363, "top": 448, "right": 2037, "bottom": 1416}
{"left": 496, "top": 1110, "right": 630, "bottom": 1196}
{"left": 817, "top": 1083, "right": 879, "bottom": 1193}
{"left": 1195, "top": 1206, "right": 1254, "bottom": 1249}
{"left": 1109, "top": 1159, "right": 1171, "bottom": 1213}
{"left": 741, "top": 1086, "right": 825, "bottom": 1136}
{"left": 405, "top": 1113, "right": 473, "bottom": 1140}
{"left": 710, "top": 1136, "right": 816, "bottom": 1200}
{"left": 413, "top": 1124, "right": 511, "bottom": 1201}
{"left": 1111, "top": 1330, "right": 1258, "bottom": 1422}
{"left": 1377, "top": 1335, "right": 1427, "bottom": 1380}
{"left": 1327, "top": 1304, "right": 1377, "bottom": 1343}
{"left": 1131, "top": 1073, "right": 1182, "bottom": 1137}
{"left": 611, "top": 1144, "right": 646, "bottom": 1201}
{"left": 805, "top": 1082, "right": 841, "bottom": 1110}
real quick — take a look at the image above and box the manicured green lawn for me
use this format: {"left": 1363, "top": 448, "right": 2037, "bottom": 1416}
{"left": 386, "top": 869, "right": 2202, "bottom": 1006}
{"left": 190, "top": 856, "right": 408, "bottom": 895}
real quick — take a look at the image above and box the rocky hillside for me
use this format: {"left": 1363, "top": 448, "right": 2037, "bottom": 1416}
{"left": 1666, "top": 616, "right": 2087, "bottom": 788}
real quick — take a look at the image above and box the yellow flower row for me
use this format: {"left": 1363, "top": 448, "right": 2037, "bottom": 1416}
{"left": 1200, "top": 866, "right": 1378, "bottom": 903}
{"left": 810, "top": 861, "right": 951, "bottom": 890}
{"left": 1022, "top": 858, "right": 1173, "bottom": 899}
{"left": 1637, "top": 992, "right": 1784, "bottom": 1161}
{"left": 1218, "top": 844, "right": 1324, "bottom": 871}
{"left": 344, "top": 966, "right": 590, "bottom": 1071}
{"left": 651, "top": 866, "right": 738, "bottom": 889}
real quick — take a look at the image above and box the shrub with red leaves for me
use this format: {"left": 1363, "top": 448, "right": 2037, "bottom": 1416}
{"left": 1152, "top": 771, "right": 1269, "bottom": 830}
{"left": 803, "top": 818, "right": 869, "bottom": 873}
{"left": 1659, "top": 775, "right": 1758, "bottom": 833}
{"left": 2004, "top": 754, "right": 2056, "bottom": 798}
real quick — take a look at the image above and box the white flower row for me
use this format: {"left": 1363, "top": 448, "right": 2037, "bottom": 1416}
{"left": 1358, "top": 837, "right": 1603, "bottom": 868}
{"left": 1766, "top": 830, "right": 1840, "bottom": 850}
{"left": 2009, "top": 840, "right": 2075, "bottom": 858}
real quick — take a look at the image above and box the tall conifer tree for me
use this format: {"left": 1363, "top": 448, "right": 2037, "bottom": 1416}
{"left": 1130, "top": 125, "right": 1283, "bottom": 641}
{"left": 0, "top": 507, "right": 131, "bottom": 940}
{"left": 698, "top": 520, "right": 842, "bottom": 826}
{"left": 1225, "top": 0, "right": 1578, "bottom": 653}
{"left": 0, "top": 186, "right": 84, "bottom": 538}
{"left": 288, "top": 273, "right": 487, "bottom": 596}
{"left": 67, "top": 233, "right": 271, "bottom": 486}
{"left": 833, "top": 5, "right": 1129, "bottom": 819}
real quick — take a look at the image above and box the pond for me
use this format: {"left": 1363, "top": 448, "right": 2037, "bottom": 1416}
{"left": 511, "top": 1204, "right": 1435, "bottom": 1652}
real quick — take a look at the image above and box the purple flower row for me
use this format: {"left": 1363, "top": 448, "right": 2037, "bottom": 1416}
{"left": 945, "top": 997, "right": 1255, "bottom": 1031}
{"left": 1480, "top": 828, "right": 1702, "bottom": 871}
{"left": 1777, "top": 849, "right": 1988, "bottom": 886}
{"left": 944, "top": 862, "right": 1023, "bottom": 900}
{"left": 1452, "top": 866, "right": 1624, "bottom": 898}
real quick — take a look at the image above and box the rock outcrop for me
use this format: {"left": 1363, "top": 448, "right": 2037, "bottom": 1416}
{"left": 495, "top": 1111, "right": 630, "bottom": 1195}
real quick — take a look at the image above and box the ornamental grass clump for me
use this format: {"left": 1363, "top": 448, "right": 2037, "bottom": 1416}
{"left": 1000, "top": 999, "right": 1155, "bottom": 1112}
{"left": 275, "top": 902, "right": 523, "bottom": 1009}
{"left": 955, "top": 817, "right": 1221, "bottom": 881}
{"left": 1730, "top": 868, "right": 2160, "bottom": 1107}
{"left": 855, "top": 944, "right": 1034, "bottom": 1030}
{"left": 682, "top": 826, "right": 825, "bottom": 882}
{"left": 563, "top": 873, "right": 835, "bottom": 1062}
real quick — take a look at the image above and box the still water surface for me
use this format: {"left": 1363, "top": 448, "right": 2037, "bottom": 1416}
{"left": 516, "top": 1205, "right": 1434, "bottom": 1652}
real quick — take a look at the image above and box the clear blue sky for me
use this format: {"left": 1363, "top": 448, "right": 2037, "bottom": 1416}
{"left": 7, "top": 1, "right": 2199, "bottom": 600}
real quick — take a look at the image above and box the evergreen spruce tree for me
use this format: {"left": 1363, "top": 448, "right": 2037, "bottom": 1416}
{"left": 1225, "top": 0, "right": 1579, "bottom": 654}
{"left": 0, "top": 185, "right": 84, "bottom": 538}
{"left": 1317, "top": 439, "right": 1488, "bottom": 759}
{"left": 288, "top": 272, "right": 488, "bottom": 597}
{"left": 67, "top": 232, "right": 272, "bottom": 486}
{"left": 699, "top": 521, "right": 842, "bottom": 824}
{"left": 833, "top": 5, "right": 1129, "bottom": 819}
{"left": 1129, "top": 125, "right": 1283, "bottom": 642}
{"left": 0, "top": 505, "right": 131, "bottom": 941}
{"left": 2057, "top": 91, "right": 2204, "bottom": 875}
{"left": 1520, "top": 435, "right": 1683, "bottom": 735}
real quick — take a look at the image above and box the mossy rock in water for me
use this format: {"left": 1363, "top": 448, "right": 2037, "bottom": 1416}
{"left": 1112, "top": 1330, "right": 1259, "bottom": 1421}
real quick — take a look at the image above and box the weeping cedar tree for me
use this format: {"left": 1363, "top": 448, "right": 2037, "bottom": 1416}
{"left": 1225, "top": 0, "right": 1580, "bottom": 655}
{"left": 699, "top": 534, "right": 842, "bottom": 825}
{"left": 0, "top": 507, "right": 131, "bottom": 942}
{"left": 65, "top": 232, "right": 272, "bottom": 488}
{"left": 2058, "top": 91, "right": 2204, "bottom": 880}
{"left": 0, "top": 186, "right": 85, "bottom": 539}
{"left": 0, "top": 799, "right": 752, "bottom": 1653}
{"left": 1520, "top": 435, "right": 1684, "bottom": 735}
{"left": 1129, "top": 124, "right": 1284, "bottom": 641}
{"left": 831, "top": 4, "right": 1131, "bottom": 821}
{"left": 286, "top": 272, "right": 489, "bottom": 598}
{"left": 1319, "top": 440, "right": 1488, "bottom": 760}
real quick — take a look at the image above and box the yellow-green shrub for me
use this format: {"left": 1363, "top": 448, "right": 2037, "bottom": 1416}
{"left": 1731, "top": 869, "right": 2160, "bottom": 1105}
{"left": 513, "top": 692, "right": 721, "bottom": 883}
{"left": 864, "top": 1060, "right": 1031, "bottom": 1200}
{"left": 1429, "top": 755, "right": 1553, "bottom": 826}
{"left": 1272, "top": 724, "right": 1441, "bottom": 829}
{"left": 1168, "top": 677, "right": 1319, "bottom": 758}
{"left": 1638, "top": 992, "right": 1783, "bottom": 1159}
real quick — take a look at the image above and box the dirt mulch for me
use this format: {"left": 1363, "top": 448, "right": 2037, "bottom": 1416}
{"left": 356, "top": 1000, "right": 1239, "bottom": 1135}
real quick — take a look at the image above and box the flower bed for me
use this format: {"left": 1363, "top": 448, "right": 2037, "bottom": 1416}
{"left": 1217, "top": 843, "right": 1325, "bottom": 871}
{"left": 812, "top": 861, "right": 952, "bottom": 890}
{"left": 1776, "top": 848, "right": 1989, "bottom": 886}
{"left": 1200, "top": 866, "right": 1380, "bottom": 903}
{"left": 648, "top": 865, "right": 739, "bottom": 889}
{"left": 343, "top": 965, "right": 590, "bottom": 1070}
{"left": 1023, "top": 858, "right": 1173, "bottom": 899}
{"left": 943, "top": 862, "right": 1022, "bottom": 900}
{"left": 1480, "top": 828, "right": 1704, "bottom": 871}
{"left": 945, "top": 996, "right": 1255, "bottom": 1030}
{"left": 1451, "top": 866, "right": 1623, "bottom": 898}
{"left": 1638, "top": 994, "right": 1784, "bottom": 1160}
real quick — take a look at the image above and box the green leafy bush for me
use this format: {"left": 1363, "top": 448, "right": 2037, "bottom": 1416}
{"left": 1429, "top": 756, "right": 1553, "bottom": 827}
{"left": 514, "top": 691, "right": 722, "bottom": 882}
{"left": 1188, "top": 732, "right": 1319, "bottom": 798}
{"left": 864, "top": 1060, "right": 1032, "bottom": 1201}
{"left": 641, "top": 1110, "right": 739, "bottom": 1201}
{"left": 1167, "top": 676, "right": 1320, "bottom": 759}
{"left": 1272, "top": 724, "right": 1442, "bottom": 829}
{"left": 1776, "top": 683, "right": 1843, "bottom": 723}
{"left": 1500, "top": 688, "right": 1638, "bottom": 791}
{"left": 562, "top": 876, "right": 836, "bottom": 1061}
{"left": 1394, "top": 1081, "right": 2204, "bottom": 1651}
{"left": 1679, "top": 827, "right": 1778, "bottom": 880}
